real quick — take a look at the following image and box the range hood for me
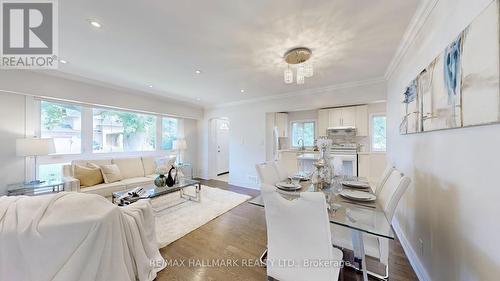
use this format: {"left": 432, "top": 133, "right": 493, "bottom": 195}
{"left": 327, "top": 126, "right": 356, "bottom": 131}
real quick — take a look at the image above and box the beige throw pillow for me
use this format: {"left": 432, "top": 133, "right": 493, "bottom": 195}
{"left": 74, "top": 164, "right": 104, "bottom": 187}
{"left": 100, "top": 164, "right": 123, "bottom": 183}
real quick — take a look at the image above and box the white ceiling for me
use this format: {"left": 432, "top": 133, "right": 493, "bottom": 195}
{"left": 54, "top": 0, "right": 419, "bottom": 107}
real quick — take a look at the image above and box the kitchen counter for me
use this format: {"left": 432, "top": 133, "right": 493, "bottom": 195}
{"left": 357, "top": 151, "right": 386, "bottom": 155}
{"left": 296, "top": 153, "right": 320, "bottom": 160}
{"left": 277, "top": 149, "right": 319, "bottom": 153}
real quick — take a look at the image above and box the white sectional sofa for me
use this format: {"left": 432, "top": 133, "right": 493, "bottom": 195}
{"left": 63, "top": 156, "right": 174, "bottom": 198}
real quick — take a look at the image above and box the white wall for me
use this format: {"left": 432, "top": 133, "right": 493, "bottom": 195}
{"left": 386, "top": 0, "right": 500, "bottom": 280}
{"left": 0, "top": 92, "right": 27, "bottom": 194}
{"left": 199, "top": 80, "right": 387, "bottom": 189}
{"left": 0, "top": 71, "right": 203, "bottom": 119}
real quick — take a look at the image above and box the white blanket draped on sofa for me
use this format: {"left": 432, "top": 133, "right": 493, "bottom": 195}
{"left": 0, "top": 192, "right": 165, "bottom": 281}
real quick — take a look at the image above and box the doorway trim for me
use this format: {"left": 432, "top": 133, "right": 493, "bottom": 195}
{"left": 208, "top": 117, "right": 230, "bottom": 180}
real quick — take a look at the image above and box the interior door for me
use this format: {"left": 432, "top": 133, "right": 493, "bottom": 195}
{"left": 216, "top": 119, "right": 230, "bottom": 175}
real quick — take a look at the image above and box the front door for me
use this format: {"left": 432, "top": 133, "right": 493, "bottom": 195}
{"left": 216, "top": 119, "right": 230, "bottom": 175}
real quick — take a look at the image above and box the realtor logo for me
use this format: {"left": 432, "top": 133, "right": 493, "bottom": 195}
{"left": 1, "top": 0, "right": 58, "bottom": 69}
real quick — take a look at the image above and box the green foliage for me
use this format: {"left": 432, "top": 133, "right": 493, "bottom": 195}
{"left": 373, "top": 116, "right": 387, "bottom": 150}
{"left": 41, "top": 102, "right": 67, "bottom": 130}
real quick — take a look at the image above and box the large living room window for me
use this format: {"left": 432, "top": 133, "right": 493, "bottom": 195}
{"left": 41, "top": 101, "right": 82, "bottom": 154}
{"left": 161, "top": 117, "right": 178, "bottom": 150}
{"left": 92, "top": 108, "right": 157, "bottom": 153}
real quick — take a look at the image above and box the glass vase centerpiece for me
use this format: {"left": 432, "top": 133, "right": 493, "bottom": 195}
{"left": 154, "top": 166, "right": 169, "bottom": 187}
{"left": 311, "top": 137, "right": 333, "bottom": 189}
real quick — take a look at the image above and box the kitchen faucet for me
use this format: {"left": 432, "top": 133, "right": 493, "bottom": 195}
{"left": 297, "top": 138, "right": 305, "bottom": 151}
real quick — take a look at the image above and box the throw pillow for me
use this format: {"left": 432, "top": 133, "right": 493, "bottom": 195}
{"left": 100, "top": 164, "right": 123, "bottom": 183}
{"left": 74, "top": 164, "right": 104, "bottom": 187}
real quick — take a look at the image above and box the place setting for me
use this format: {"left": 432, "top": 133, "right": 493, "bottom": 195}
{"left": 275, "top": 178, "right": 303, "bottom": 192}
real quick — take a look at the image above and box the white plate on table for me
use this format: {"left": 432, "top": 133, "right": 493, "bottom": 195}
{"left": 341, "top": 180, "right": 370, "bottom": 189}
{"left": 275, "top": 182, "right": 302, "bottom": 191}
{"left": 339, "top": 190, "right": 376, "bottom": 202}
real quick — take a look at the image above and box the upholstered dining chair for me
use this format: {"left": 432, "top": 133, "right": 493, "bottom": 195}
{"left": 330, "top": 169, "right": 411, "bottom": 279}
{"left": 256, "top": 162, "right": 280, "bottom": 186}
{"left": 272, "top": 160, "right": 292, "bottom": 181}
{"left": 374, "top": 164, "right": 396, "bottom": 196}
{"left": 262, "top": 186, "right": 343, "bottom": 281}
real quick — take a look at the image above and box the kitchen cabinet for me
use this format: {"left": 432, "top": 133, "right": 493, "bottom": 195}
{"left": 355, "top": 105, "right": 368, "bottom": 136}
{"left": 275, "top": 113, "right": 288, "bottom": 137}
{"left": 319, "top": 106, "right": 363, "bottom": 129}
{"left": 340, "top": 107, "right": 356, "bottom": 127}
{"left": 329, "top": 109, "right": 343, "bottom": 127}
{"left": 318, "top": 109, "right": 329, "bottom": 137}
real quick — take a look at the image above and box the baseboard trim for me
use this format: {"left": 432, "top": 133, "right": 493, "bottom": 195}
{"left": 392, "top": 219, "right": 432, "bottom": 281}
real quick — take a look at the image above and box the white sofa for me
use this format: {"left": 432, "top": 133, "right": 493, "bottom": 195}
{"left": 63, "top": 156, "right": 175, "bottom": 198}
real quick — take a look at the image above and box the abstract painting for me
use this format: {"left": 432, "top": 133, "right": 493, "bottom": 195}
{"left": 400, "top": 0, "right": 499, "bottom": 134}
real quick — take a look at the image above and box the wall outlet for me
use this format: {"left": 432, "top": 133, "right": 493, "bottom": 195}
{"left": 418, "top": 238, "right": 424, "bottom": 257}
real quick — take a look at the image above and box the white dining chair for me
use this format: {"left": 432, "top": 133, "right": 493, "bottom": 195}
{"left": 272, "top": 160, "right": 292, "bottom": 181}
{"left": 256, "top": 162, "right": 280, "bottom": 186}
{"left": 374, "top": 164, "right": 395, "bottom": 196}
{"left": 262, "top": 186, "right": 343, "bottom": 281}
{"left": 330, "top": 169, "right": 411, "bottom": 279}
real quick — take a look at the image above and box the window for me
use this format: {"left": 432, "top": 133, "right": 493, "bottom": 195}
{"left": 161, "top": 117, "right": 178, "bottom": 150}
{"left": 41, "top": 101, "right": 82, "bottom": 154}
{"left": 38, "top": 163, "right": 69, "bottom": 181}
{"left": 93, "top": 108, "right": 156, "bottom": 153}
{"left": 291, "top": 121, "right": 315, "bottom": 147}
{"left": 371, "top": 114, "right": 387, "bottom": 152}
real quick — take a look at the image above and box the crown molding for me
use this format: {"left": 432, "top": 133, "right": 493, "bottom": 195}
{"left": 209, "top": 77, "right": 386, "bottom": 109}
{"left": 384, "top": 0, "right": 440, "bottom": 80}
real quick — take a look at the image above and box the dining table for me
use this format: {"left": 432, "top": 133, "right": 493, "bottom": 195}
{"left": 248, "top": 176, "right": 394, "bottom": 281}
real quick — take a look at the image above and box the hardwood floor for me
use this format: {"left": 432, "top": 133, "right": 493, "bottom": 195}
{"left": 156, "top": 179, "right": 418, "bottom": 281}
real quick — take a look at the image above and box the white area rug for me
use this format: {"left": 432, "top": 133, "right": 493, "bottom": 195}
{"left": 151, "top": 185, "right": 251, "bottom": 248}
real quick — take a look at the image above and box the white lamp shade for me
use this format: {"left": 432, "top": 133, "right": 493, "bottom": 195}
{"left": 172, "top": 139, "right": 187, "bottom": 151}
{"left": 16, "top": 138, "right": 56, "bottom": 156}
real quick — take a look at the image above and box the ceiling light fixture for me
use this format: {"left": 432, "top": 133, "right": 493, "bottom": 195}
{"left": 88, "top": 19, "right": 102, "bottom": 28}
{"left": 59, "top": 59, "right": 67, "bottom": 64}
{"left": 195, "top": 70, "right": 202, "bottom": 74}
{"left": 283, "top": 47, "right": 313, "bottom": 85}
{"left": 240, "top": 89, "right": 245, "bottom": 93}
{"left": 148, "top": 85, "right": 153, "bottom": 88}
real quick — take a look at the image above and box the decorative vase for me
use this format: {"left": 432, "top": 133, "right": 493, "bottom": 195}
{"left": 166, "top": 166, "right": 177, "bottom": 187}
{"left": 154, "top": 174, "right": 167, "bottom": 187}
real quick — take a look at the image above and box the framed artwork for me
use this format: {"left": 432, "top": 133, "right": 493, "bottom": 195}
{"left": 400, "top": 0, "right": 500, "bottom": 134}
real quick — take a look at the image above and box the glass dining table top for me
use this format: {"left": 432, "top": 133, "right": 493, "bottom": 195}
{"left": 248, "top": 177, "right": 395, "bottom": 240}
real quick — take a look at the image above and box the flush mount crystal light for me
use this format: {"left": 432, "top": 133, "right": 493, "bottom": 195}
{"left": 283, "top": 47, "right": 313, "bottom": 85}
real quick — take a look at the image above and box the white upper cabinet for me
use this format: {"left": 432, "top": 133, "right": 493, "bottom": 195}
{"left": 341, "top": 107, "right": 356, "bottom": 127}
{"left": 317, "top": 105, "right": 368, "bottom": 134}
{"left": 355, "top": 105, "right": 368, "bottom": 136}
{"left": 329, "top": 109, "right": 343, "bottom": 127}
{"left": 318, "top": 109, "right": 329, "bottom": 137}
{"left": 275, "top": 113, "right": 288, "bottom": 137}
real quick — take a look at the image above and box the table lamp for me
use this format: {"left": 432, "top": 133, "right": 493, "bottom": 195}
{"left": 16, "top": 138, "right": 55, "bottom": 184}
{"left": 172, "top": 139, "right": 187, "bottom": 164}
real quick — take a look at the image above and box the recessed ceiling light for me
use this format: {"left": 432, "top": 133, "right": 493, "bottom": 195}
{"left": 148, "top": 85, "right": 153, "bottom": 88}
{"left": 195, "top": 70, "right": 202, "bottom": 74}
{"left": 240, "top": 89, "right": 245, "bottom": 93}
{"left": 59, "top": 59, "right": 67, "bottom": 64}
{"left": 88, "top": 19, "right": 102, "bottom": 28}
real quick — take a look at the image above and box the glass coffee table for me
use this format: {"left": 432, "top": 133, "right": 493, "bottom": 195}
{"left": 112, "top": 179, "right": 202, "bottom": 209}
